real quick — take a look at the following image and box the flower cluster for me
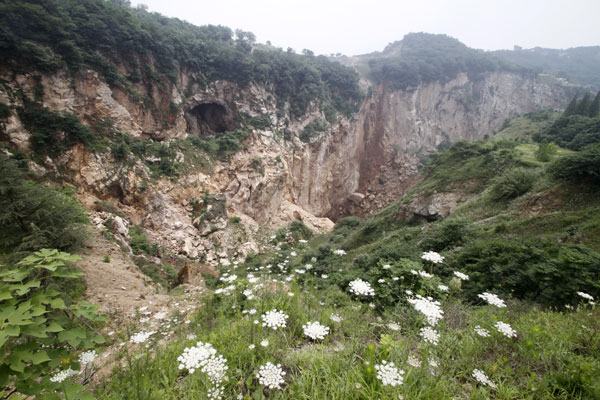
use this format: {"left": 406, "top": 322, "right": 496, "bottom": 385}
{"left": 302, "top": 321, "right": 330, "bottom": 340}
{"left": 177, "top": 341, "right": 228, "bottom": 399}
{"left": 577, "top": 291, "right": 594, "bottom": 301}
{"left": 257, "top": 362, "right": 286, "bottom": 389}
{"left": 495, "top": 321, "right": 517, "bottom": 338}
{"left": 375, "top": 360, "right": 404, "bottom": 386}
{"left": 78, "top": 350, "right": 98, "bottom": 365}
{"left": 472, "top": 369, "right": 497, "bottom": 389}
{"left": 407, "top": 295, "right": 444, "bottom": 326}
{"left": 330, "top": 313, "right": 342, "bottom": 323}
{"left": 50, "top": 368, "right": 79, "bottom": 383}
{"left": 348, "top": 278, "right": 375, "bottom": 296}
{"left": 421, "top": 251, "right": 444, "bottom": 264}
{"left": 333, "top": 249, "right": 347, "bottom": 256}
{"left": 130, "top": 330, "right": 156, "bottom": 344}
{"left": 261, "top": 309, "right": 289, "bottom": 330}
{"left": 420, "top": 326, "right": 440, "bottom": 345}
{"left": 478, "top": 292, "right": 506, "bottom": 308}
{"left": 453, "top": 271, "right": 469, "bottom": 281}
{"left": 474, "top": 325, "right": 490, "bottom": 337}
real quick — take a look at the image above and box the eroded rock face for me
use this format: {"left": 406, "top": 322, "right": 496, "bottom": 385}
{"left": 0, "top": 65, "right": 574, "bottom": 262}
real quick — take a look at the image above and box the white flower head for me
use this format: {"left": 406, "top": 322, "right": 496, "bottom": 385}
{"left": 453, "top": 271, "right": 469, "bottom": 281}
{"left": 302, "top": 321, "right": 330, "bottom": 340}
{"left": 387, "top": 322, "right": 401, "bottom": 331}
{"left": 177, "top": 341, "right": 217, "bottom": 374}
{"left": 260, "top": 339, "right": 269, "bottom": 347}
{"left": 408, "top": 295, "right": 444, "bottom": 326}
{"left": 495, "top": 321, "right": 517, "bottom": 338}
{"left": 333, "top": 249, "right": 346, "bottom": 256}
{"left": 577, "top": 291, "right": 594, "bottom": 301}
{"left": 474, "top": 325, "right": 490, "bottom": 337}
{"left": 437, "top": 284, "right": 449, "bottom": 292}
{"left": 478, "top": 292, "right": 507, "bottom": 308}
{"left": 330, "top": 313, "right": 342, "bottom": 323}
{"left": 201, "top": 354, "right": 229, "bottom": 384}
{"left": 422, "top": 251, "right": 444, "bottom": 264}
{"left": 130, "top": 331, "right": 156, "bottom": 344}
{"left": 50, "top": 368, "right": 78, "bottom": 383}
{"left": 257, "top": 362, "right": 286, "bottom": 389}
{"left": 261, "top": 309, "right": 289, "bottom": 330}
{"left": 375, "top": 360, "right": 404, "bottom": 386}
{"left": 420, "top": 326, "right": 440, "bottom": 345}
{"left": 78, "top": 350, "right": 98, "bottom": 366}
{"left": 348, "top": 278, "right": 375, "bottom": 296}
{"left": 407, "top": 355, "right": 421, "bottom": 368}
{"left": 472, "top": 369, "right": 497, "bottom": 389}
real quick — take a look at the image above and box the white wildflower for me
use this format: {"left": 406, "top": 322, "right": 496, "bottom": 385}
{"left": 248, "top": 344, "right": 255, "bottom": 350}
{"left": 382, "top": 264, "right": 391, "bottom": 270}
{"left": 418, "top": 270, "right": 434, "bottom": 279}
{"left": 177, "top": 341, "right": 217, "bottom": 374}
{"left": 422, "top": 251, "right": 444, "bottom": 264}
{"left": 453, "top": 271, "right": 469, "bottom": 281}
{"left": 474, "top": 325, "right": 490, "bottom": 337}
{"left": 290, "top": 251, "right": 297, "bottom": 257}
{"left": 577, "top": 291, "right": 594, "bottom": 301}
{"left": 408, "top": 295, "right": 444, "bottom": 326}
{"left": 378, "top": 278, "right": 386, "bottom": 283}
{"left": 201, "top": 354, "right": 228, "bottom": 383}
{"left": 261, "top": 309, "right": 289, "bottom": 330}
{"left": 407, "top": 355, "right": 421, "bottom": 368}
{"left": 495, "top": 321, "right": 517, "bottom": 338}
{"left": 321, "top": 274, "right": 329, "bottom": 279}
{"left": 302, "top": 321, "right": 330, "bottom": 340}
{"left": 78, "top": 350, "right": 98, "bottom": 365}
{"left": 330, "top": 313, "right": 342, "bottom": 323}
{"left": 472, "top": 369, "right": 497, "bottom": 389}
{"left": 420, "top": 326, "right": 440, "bottom": 345}
{"left": 478, "top": 292, "right": 507, "bottom": 308}
{"left": 387, "top": 322, "right": 401, "bottom": 331}
{"left": 130, "top": 331, "right": 155, "bottom": 344}
{"left": 50, "top": 369, "right": 78, "bottom": 383}
{"left": 437, "top": 284, "right": 449, "bottom": 292}
{"left": 260, "top": 339, "right": 269, "bottom": 347}
{"left": 333, "top": 249, "right": 346, "bottom": 256}
{"left": 153, "top": 311, "right": 168, "bottom": 320}
{"left": 375, "top": 360, "right": 404, "bottom": 386}
{"left": 348, "top": 279, "right": 375, "bottom": 296}
{"left": 257, "top": 362, "right": 286, "bottom": 389}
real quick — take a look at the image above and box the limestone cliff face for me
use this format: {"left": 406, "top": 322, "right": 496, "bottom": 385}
{"left": 0, "top": 66, "right": 573, "bottom": 263}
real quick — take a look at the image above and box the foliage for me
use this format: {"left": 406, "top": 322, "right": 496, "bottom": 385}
{"left": 493, "top": 46, "right": 600, "bottom": 90}
{"left": 535, "top": 141, "right": 558, "bottom": 161}
{"left": 0, "top": 0, "right": 362, "bottom": 119}
{"left": 450, "top": 240, "right": 600, "bottom": 308}
{"left": 0, "top": 249, "right": 105, "bottom": 399}
{"left": 128, "top": 226, "right": 158, "bottom": 257}
{"left": 187, "top": 129, "right": 250, "bottom": 160}
{"left": 419, "top": 218, "right": 475, "bottom": 251}
{"left": 0, "top": 154, "right": 89, "bottom": 255}
{"left": 549, "top": 143, "right": 600, "bottom": 185}
{"left": 299, "top": 119, "right": 328, "bottom": 143}
{"left": 489, "top": 167, "right": 538, "bottom": 201}
{"left": 368, "top": 33, "right": 531, "bottom": 89}
{"left": 17, "top": 101, "right": 104, "bottom": 157}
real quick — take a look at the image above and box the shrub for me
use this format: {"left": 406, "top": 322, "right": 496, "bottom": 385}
{"left": 535, "top": 141, "right": 558, "bottom": 162}
{"left": 0, "top": 249, "right": 105, "bottom": 398}
{"left": 450, "top": 239, "right": 600, "bottom": 308}
{"left": 299, "top": 119, "right": 328, "bottom": 143}
{"left": 0, "top": 154, "right": 89, "bottom": 256}
{"left": 549, "top": 143, "right": 600, "bottom": 185}
{"left": 489, "top": 167, "right": 537, "bottom": 201}
{"left": 420, "top": 217, "right": 475, "bottom": 251}
{"left": 289, "top": 220, "right": 314, "bottom": 241}
{"left": 129, "top": 225, "right": 159, "bottom": 257}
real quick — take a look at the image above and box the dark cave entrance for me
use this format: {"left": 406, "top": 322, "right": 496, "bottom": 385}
{"left": 184, "top": 103, "right": 234, "bottom": 136}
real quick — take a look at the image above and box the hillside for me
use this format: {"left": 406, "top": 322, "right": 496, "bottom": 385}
{"left": 1, "top": 1, "right": 600, "bottom": 399}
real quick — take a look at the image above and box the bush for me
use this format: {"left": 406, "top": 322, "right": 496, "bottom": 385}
{"left": 129, "top": 225, "right": 159, "bottom": 257}
{"left": 0, "top": 154, "right": 89, "bottom": 255}
{"left": 489, "top": 167, "right": 537, "bottom": 200}
{"left": 450, "top": 239, "right": 600, "bottom": 308}
{"left": 535, "top": 141, "right": 558, "bottom": 162}
{"left": 420, "top": 217, "right": 475, "bottom": 251}
{"left": 300, "top": 119, "right": 328, "bottom": 143}
{"left": 549, "top": 143, "right": 600, "bottom": 185}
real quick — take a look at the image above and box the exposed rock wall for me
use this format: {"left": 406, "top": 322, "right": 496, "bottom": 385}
{"left": 0, "top": 66, "right": 574, "bottom": 262}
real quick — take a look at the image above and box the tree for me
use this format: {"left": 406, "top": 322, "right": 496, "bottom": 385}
{"left": 577, "top": 92, "right": 592, "bottom": 116}
{"left": 590, "top": 90, "right": 600, "bottom": 118}
{"left": 536, "top": 141, "right": 558, "bottom": 162}
{"left": 562, "top": 94, "right": 579, "bottom": 117}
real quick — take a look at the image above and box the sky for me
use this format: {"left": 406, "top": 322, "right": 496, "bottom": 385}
{"left": 130, "top": 0, "right": 600, "bottom": 56}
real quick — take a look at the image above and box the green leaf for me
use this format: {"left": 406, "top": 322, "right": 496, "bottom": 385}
{"left": 1, "top": 270, "right": 28, "bottom": 282}
{"left": 49, "top": 298, "right": 66, "bottom": 309}
{"left": 0, "top": 288, "right": 13, "bottom": 300}
{"left": 30, "top": 350, "right": 51, "bottom": 365}
{"left": 46, "top": 322, "right": 64, "bottom": 333}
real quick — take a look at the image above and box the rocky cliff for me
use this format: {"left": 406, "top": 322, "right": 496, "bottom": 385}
{"left": 0, "top": 65, "right": 574, "bottom": 264}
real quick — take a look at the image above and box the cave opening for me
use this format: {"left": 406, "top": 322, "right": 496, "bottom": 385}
{"left": 184, "top": 103, "right": 234, "bottom": 136}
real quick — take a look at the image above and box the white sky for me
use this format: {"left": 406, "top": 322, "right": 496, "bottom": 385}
{"left": 130, "top": 0, "right": 600, "bottom": 56}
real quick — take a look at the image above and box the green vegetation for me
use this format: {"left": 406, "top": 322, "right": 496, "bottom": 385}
{"left": 368, "top": 33, "right": 531, "bottom": 89}
{"left": 1, "top": 249, "right": 105, "bottom": 399}
{"left": 0, "top": 0, "right": 362, "bottom": 118}
{"left": 128, "top": 225, "right": 158, "bottom": 258}
{"left": 534, "top": 92, "right": 600, "bottom": 150}
{"left": 0, "top": 153, "right": 88, "bottom": 256}
{"left": 549, "top": 143, "right": 600, "bottom": 185}
{"left": 299, "top": 119, "right": 328, "bottom": 143}
{"left": 493, "top": 46, "right": 600, "bottom": 91}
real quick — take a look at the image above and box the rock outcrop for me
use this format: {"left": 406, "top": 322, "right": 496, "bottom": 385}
{"left": 0, "top": 64, "right": 574, "bottom": 262}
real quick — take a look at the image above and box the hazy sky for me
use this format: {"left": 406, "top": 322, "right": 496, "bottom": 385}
{"left": 130, "top": 0, "right": 600, "bottom": 56}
